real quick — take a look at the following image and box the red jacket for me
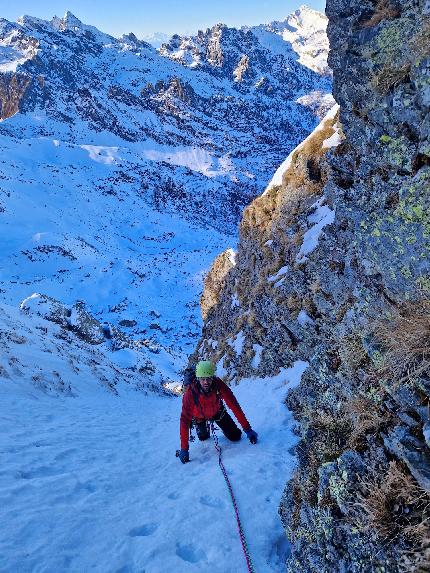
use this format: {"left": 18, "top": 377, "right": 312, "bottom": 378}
{"left": 180, "top": 377, "right": 251, "bottom": 450}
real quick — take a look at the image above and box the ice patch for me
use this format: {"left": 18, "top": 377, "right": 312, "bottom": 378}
{"left": 227, "top": 248, "right": 237, "bottom": 266}
{"left": 268, "top": 266, "right": 289, "bottom": 282}
{"left": 424, "top": 423, "right": 430, "bottom": 447}
{"left": 296, "top": 196, "right": 335, "bottom": 263}
{"left": 242, "top": 359, "right": 309, "bottom": 390}
{"left": 216, "top": 355, "right": 228, "bottom": 377}
{"left": 322, "top": 114, "right": 344, "bottom": 150}
{"left": 282, "top": 360, "right": 309, "bottom": 389}
{"left": 231, "top": 292, "right": 240, "bottom": 309}
{"left": 228, "top": 330, "right": 245, "bottom": 356}
{"left": 252, "top": 344, "right": 263, "bottom": 369}
{"left": 297, "top": 310, "right": 314, "bottom": 326}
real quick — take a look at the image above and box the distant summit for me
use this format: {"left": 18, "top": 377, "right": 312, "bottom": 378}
{"left": 249, "top": 4, "right": 330, "bottom": 75}
{"left": 140, "top": 31, "right": 170, "bottom": 48}
{"left": 51, "top": 11, "right": 84, "bottom": 32}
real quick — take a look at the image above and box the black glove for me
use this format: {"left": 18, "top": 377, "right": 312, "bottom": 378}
{"left": 177, "top": 449, "right": 190, "bottom": 463}
{"left": 245, "top": 429, "right": 258, "bottom": 444}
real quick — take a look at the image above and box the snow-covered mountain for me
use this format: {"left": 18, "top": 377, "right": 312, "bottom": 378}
{"left": 249, "top": 5, "right": 330, "bottom": 76}
{"left": 0, "top": 7, "right": 331, "bottom": 382}
{"left": 140, "top": 31, "right": 170, "bottom": 48}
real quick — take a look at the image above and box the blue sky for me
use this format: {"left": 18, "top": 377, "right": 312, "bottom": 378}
{"left": 1, "top": 1, "right": 326, "bottom": 38}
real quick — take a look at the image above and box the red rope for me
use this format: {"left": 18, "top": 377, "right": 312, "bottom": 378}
{"left": 209, "top": 422, "right": 256, "bottom": 573}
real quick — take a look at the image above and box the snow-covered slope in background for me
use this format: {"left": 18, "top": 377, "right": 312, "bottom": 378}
{"left": 0, "top": 130, "right": 230, "bottom": 363}
{"left": 0, "top": 302, "right": 170, "bottom": 393}
{"left": 0, "top": 6, "right": 331, "bottom": 378}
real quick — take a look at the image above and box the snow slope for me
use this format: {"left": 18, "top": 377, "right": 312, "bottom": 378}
{"left": 0, "top": 355, "right": 308, "bottom": 572}
{"left": 0, "top": 128, "right": 234, "bottom": 362}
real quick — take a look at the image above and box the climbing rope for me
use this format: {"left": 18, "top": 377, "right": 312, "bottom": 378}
{"left": 209, "top": 421, "right": 256, "bottom": 573}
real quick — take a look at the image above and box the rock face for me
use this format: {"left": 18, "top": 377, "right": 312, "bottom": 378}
{"left": 0, "top": 73, "right": 32, "bottom": 119}
{"left": 0, "top": 305, "right": 166, "bottom": 397}
{"left": 196, "top": 0, "right": 430, "bottom": 570}
{"left": 195, "top": 105, "right": 343, "bottom": 381}
{"left": 200, "top": 248, "right": 236, "bottom": 321}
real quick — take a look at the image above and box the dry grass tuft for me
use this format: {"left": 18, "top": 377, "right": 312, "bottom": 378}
{"left": 399, "top": 540, "right": 430, "bottom": 573}
{"left": 241, "top": 109, "right": 341, "bottom": 242}
{"left": 372, "top": 297, "right": 430, "bottom": 388}
{"left": 338, "top": 332, "right": 370, "bottom": 373}
{"left": 355, "top": 461, "right": 430, "bottom": 561}
{"left": 343, "top": 396, "right": 391, "bottom": 450}
{"left": 410, "top": 20, "right": 430, "bottom": 60}
{"left": 361, "top": 1, "right": 401, "bottom": 28}
{"left": 372, "top": 63, "right": 411, "bottom": 94}
{"left": 307, "top": 410, "right": 353, "bottom": 465}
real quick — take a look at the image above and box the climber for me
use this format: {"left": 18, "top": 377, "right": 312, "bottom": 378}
{"left": 177, "top": 360, "right": 258, "bottom": 464}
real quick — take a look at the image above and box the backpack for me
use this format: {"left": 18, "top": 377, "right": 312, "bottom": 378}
{"left": 182, "top": 365, "right": 195, "bottom": 388}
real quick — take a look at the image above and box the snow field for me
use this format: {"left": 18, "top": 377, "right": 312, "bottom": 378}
{"left": 0, "top": 132, "right": 232, "bottom": 365}
{"left": 0, "top": 364, "right": 307, "bottom": 572}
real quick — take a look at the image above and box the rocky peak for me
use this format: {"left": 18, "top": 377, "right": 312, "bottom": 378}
{"left": 161, "top": 20, "right": 331, "bottom": 101}
{"left": 206, "top": 23, "right": 225, "bottom": 67}
{"left": 257, "top": 5, "right": 330, "bottom": 75}
{"left": 289, "top": 4, "right": 328, "bottom": 30}
{"left": 56, "top": 11, "right": 84, "bottom": 32}
{"left": 119, "top": 32, "right": 152, "bottom": 52}
{"left": 0, "top": 18, "right": 15, "bottom": 36}
{"left": 17, "top": 15, "right": 48, "bottom": 29}
{"left": 161, "top": 8, "right": 330, "bottom": 84}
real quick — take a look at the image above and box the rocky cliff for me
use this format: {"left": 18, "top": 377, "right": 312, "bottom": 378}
{"left": 196, "top": 0, "right": 430, "bottom": 570}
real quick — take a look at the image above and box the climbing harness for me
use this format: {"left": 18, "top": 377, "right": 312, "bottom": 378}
{"left": 209, "top": 421, "right": 256, "bottom": 573}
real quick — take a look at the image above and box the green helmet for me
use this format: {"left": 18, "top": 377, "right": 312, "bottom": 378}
{"left": 196, "top": 360, "right": 215, "bottom": 378}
